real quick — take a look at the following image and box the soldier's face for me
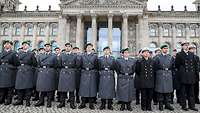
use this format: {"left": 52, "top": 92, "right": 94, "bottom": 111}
{"left": 182, "top": 44, "right": 189, "bottom": 50}
{"left": 189, "top": 48, "right": 196, "bottom": 53}
{"left": 4, "top": 43, "right": 12, "bottom": 49}
{"left": 104, "top": 49, "right": 111, "bottom": 55}
{"left": 65, "top": 45, "right": 72, "bottom": 52}
{"left": 86, "top": 45, "right": 93, "bottom": 52}
{"left": 162, "top": 47, "right": 168, "bottom": 54}
{"left": 123, "top": 51, "right": 129, "bottom": 58}
{"left": 155, "top": 50, "right": 161, "bottom": 55}
{"left": 73, "top": 49, "right": 80, "bottom": 53}
{"left": 45, "top": 45, "right": 51, "bottom": 52}
{"left": 142, "top": 51, "right": 150, "bottom": 57}
{"left": 55, "top": 49, "right": 61, "bottom": 54}
{"left": 22, "top": 44, "right": 29, "bottom": 50}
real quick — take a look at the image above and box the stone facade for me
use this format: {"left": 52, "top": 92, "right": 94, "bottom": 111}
{"left": 0, "top": 0, "right": 200, "bottom": 55}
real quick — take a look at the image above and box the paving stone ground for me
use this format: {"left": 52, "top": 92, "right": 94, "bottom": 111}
{"left": 0, "top": 99, "right": 200, "bottom": 113}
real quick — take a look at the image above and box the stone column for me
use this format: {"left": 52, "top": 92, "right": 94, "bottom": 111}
{"left": 9, "top": 22, "right": 13, "bottom": 40}
{"left": 76, "top": 14, "right": 82, "bottom": 49}
{"left": 33, "top": 22, "right": 37, "bottom": 49}
{"left": 122, "top": 14, "right": 128, "bottom": 48}
{"left": 45, "top": 22, "right": 50, "bottom": 43}
{"left": 158, "top": 23, "right": 163, "bottom": 46}
{"left": 186, "top": 23, "right": 190, "bottom": 42}
{"left": 20, "top": 22, "right": 25, "bottom": 41}
{"left": 138, "top": 15, "right": 149, "bottom": 49}
{"left": 91, "top": 14, "right": 97, "bottom": 50}
{"left": 172, "top": 23, "right": 176, "bottom": 49}
{"left": 108, "top": 14, "right": 113, "bottom": 48}
{"left": 58, "top": 15, "right": 67, "bottom": 48}
{"left": 65, "top": 16, "right": 70, "bottom": 44}
{"left": 136, "top": 23, "right": 139, "bottom": 52}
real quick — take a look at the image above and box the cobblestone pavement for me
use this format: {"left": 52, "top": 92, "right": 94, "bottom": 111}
{"left": 0, "top": 99, "right": 200, "bottom": 113}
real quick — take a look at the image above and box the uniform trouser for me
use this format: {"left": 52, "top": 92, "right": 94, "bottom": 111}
{"left": 157, "top": 92, "right": 171, "bottom": 105}
{"left": 153, "top": 91, "right": 158, "bottom": 104}
{"left": 81, "top": 97, "right": 95, "bottom": 104}
{"left": 32, "top": 87, "right": 39, "bottom": 98}
{"left": 16, "top": 89, "right": 32, "bottom": 101}
{"left": 60, "top": 91, "right": 75, "bottom": 102}
{"left": 194, "top": 82, "right": 199, "bottom": 102}
{"left": 140, "top": 88, "right": 153, "bottom": 109}
{"left": 76, "top": 88, "right": 79, "bottom": 99}
{"left": 171, "top": 89, "right": 181, "bottom": 103}
{"left": 136, "top": 89, "right": 140, "bottom": 103}
{"left": 39, "top": 91, "right": 54, "bottom": 102}
{"left": 0, "top": 87, "right": 13, "bottom": 103}
{"left": 180, "top": 84, "right": 195, "bottom": 108}
{"left": 101, "top": 99, "right": 113, "bottom": 105}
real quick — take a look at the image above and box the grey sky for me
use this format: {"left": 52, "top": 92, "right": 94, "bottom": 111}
{"left": 19, "top": 0, "right": 196, "bottom": 11}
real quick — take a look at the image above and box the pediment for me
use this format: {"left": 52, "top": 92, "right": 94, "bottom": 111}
{"left": 60, "top": 0, "right": 145, "bottom": 8}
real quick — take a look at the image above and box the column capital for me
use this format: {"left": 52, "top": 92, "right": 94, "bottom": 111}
{"left": 108, "top": 13, "right": 113, "bottom": 18}
{"left": 91, "top": 13, "right": 97, "bottom": 18}
{"left": 76, "top": 14, "right": 82, "bottom": 19}
{"left": 158, "top": 23, "right": 163, "bottom": 27}
{"left": 172, "top": 23, "right": 176, "bottom": 27}
{"left": 185, "top": 23, "right": 190, "bottom": 28}
{"left": 32, "top": 22, "right": 38, "bottom": 25}
{"left": 122, "top": 13, "right": 128, "bottom": 19}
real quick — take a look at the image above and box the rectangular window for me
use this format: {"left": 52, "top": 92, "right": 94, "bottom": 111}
{"left": 3, "top": 27, "right": 9, "bottom": 36}
{"left": 149, "top": 28, "right": 156, "bottom": 37}
{"left": 176, "top": 29, "right": 185, "bottom": 37}
{"left": 27, "top": 27, "right": 33, "bottom": 36}
{"left": 163, "top": 28, "right": 170, "bottom": 37}
{"left": 191, "top": 29, "right": 197, "bottom": 37}
{"left": 51, "top": 27, "right": 57, "bottom": 36}
{"left": 39, "top": 28, "right": 45, "bottom": 36}
{"left": 15, "top": 27, "right": 20, "bottom": 36}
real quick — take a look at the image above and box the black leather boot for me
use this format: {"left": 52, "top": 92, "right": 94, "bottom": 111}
{"left": 35, "top": 97, "right": 44, "bottom": 107}
{"left": 99, "top": 100, "right": 106, "bottom": 110}
{"left": 127, "top": 102, "right": 133, "bottom": 111}
{"left": 159, "top": 102, "right": 164, "bottom": 111}
{"left": 107, "top": 100, "right": 113, "bottom": 110}
{"left": 120, "top": 103, "right": 125, "bottom": 111}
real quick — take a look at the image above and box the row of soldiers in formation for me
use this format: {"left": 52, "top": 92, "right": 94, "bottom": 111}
{"left": 0, "top": 40, "right": 199, "bottom": 112}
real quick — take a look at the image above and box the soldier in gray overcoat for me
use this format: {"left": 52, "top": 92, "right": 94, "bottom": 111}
{"left": 72, "top": 47, "right": 81, "bottom": 103}
{"left": 13, "top": 41, "right": 37, "bottom": 106}
{"left": 98, "top": 46, "right": 116, "bottom": 110}
{"left": 154, "top": 45, "right": 174, "bottom": 111}
{"left": 35, "top": 43, "right": 58, "bottom": 108}
{"left": 57, "top": 43, "right": 78, "bottom": 109}
{"left": 0, "top": 40, "right": 20, "bottom": 105}
{"left": 116, "top": 48, "right": 136, "bottom": 111}
{"left": 78, "top": 43, "right": 98, "bottom": 110}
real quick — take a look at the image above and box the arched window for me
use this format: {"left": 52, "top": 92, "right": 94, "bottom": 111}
{"left": 38, "top": 41, "right": 44, "bottom": 49}
{"left": 38, "top": 23, "right": 45, "bottom": 36}
{"left": 26, "top": 23, "right": 33, "bottom": 36}
{"left": 149, "top": 42, "right": 157, "bottom": 52}
{"left": 149, "top": 24, "right": 158, "bottom": 37}
{"left": 1, "top": 23, "right": 9, "bottom": 36}
{"left": 14, "top": 41, "right": 20, "bottom": 52}
{"left": 163, "top": 24, "right": 171, "bottom": 37}
{"left": 190, "top": 24, "right": 199, "bottom": 37}
{"left": 176, "top": 24, "right": 185, "bottom": 37}
{"left": 13, "top": 23, "right": 21, "bottom": 36}
{"left": 50, "top": 23, "right": 58, "bottom": 36}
